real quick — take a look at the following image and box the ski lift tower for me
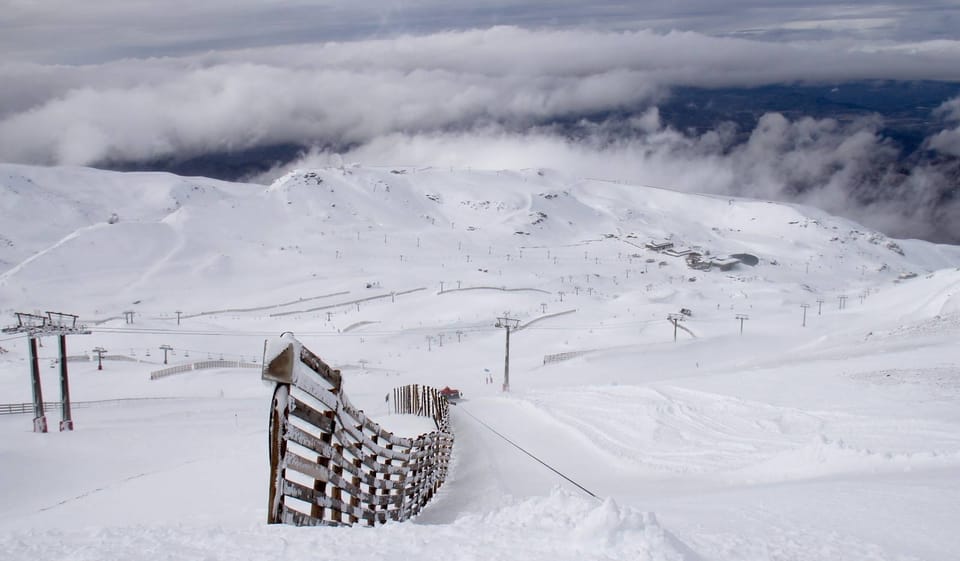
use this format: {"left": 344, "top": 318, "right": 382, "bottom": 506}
{"left": 667, "top": 313, "right": 685, "bottom": 342}
{"left": 2, "top": 311, "right": 91, "bottom": 432}
{"left": 495, "top": 316, "right": 520, "bottom": 392}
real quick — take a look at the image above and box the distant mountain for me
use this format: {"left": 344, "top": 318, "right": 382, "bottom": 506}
{"left": 2, "top": 163, "right": 957, "bottom": 317}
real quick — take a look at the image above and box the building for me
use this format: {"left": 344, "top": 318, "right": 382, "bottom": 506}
{"left": 663, "top": 247, "right": 693, "bottom": 257}
{"left": 645, "top": 240, "right": 674, "bottom": 252}
{"left": 708, "top": 256, "right": 741, "bottom": 271}
{"left": 686, "top": 253, "right": 711, "bottom": 270}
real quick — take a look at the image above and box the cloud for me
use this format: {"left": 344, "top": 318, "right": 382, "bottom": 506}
{"left": 935, "top": 97, "right": 960, "bottom": 122}
{"left": 3, "top": 26, "right": 960, "bottom": 168}
{"left": 927, "top": 96, "right": 960, "bottom": 156}
{"left": 927, "top": 128, "right": 960, "bottom": 157}
{"left": 3, "top": 2, "right": 960, "bottom": 64}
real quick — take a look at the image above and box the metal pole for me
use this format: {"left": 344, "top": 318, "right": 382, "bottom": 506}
{"left": 735, "top": 314, "right": 749, "bottom": 336}
{"left": 59, "top": 335, "right": 73, "bottom": 431}
{"left": 673, "top": 318, "right": 678, "bottom": 341}
{"left": 28, "top": 337, "right": 47, "bottom": 433}
{"left": 503, "top": 325, "right": 511, "bottom": 392}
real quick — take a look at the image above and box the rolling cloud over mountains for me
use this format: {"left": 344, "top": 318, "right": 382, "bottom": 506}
{"left": 4, "top": 27, "right": 960, "bottom": 165}
{"left": 2, "top": 6, "right": 959, "bottom": 242}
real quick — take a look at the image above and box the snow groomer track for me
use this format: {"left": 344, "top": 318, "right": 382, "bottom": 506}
{"left": 263, "top": 333, "right": 453, "bottom": 526}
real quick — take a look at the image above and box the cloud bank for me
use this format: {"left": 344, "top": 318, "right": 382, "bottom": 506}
{"left": 1, "top": 25, "right": 958, "bottom": 243}
{"left": 3, "top": 27, "right": 960, "bottom": 167}
{"left": 4, "top": 1, "right": 960, "bottom": 64}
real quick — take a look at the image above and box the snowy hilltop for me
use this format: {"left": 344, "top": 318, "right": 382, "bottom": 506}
{"left": 1, "top": 163, "right": 960, "bottom": 560}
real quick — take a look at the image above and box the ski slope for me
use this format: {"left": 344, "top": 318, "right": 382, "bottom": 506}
{"left": 1, "top": 163, "right": 959, "bottom": 560}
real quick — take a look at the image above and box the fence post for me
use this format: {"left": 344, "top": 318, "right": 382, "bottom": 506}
{"left": 351, "top": 429, "right": 363, "bottom": 525}
{"left": 312, "top": 409, "right": 336, "bottom": 522}
{"left": 384, "top": 442, "right": 396, "bottom": 521}
{"left": 266, "top": 383, "right": 290, "bottom": 524}
{"left": 368, "top": 432, "right": 381, "bottom": 524}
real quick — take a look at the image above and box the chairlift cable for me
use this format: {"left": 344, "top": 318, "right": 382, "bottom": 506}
{"left": 458, "top": 405, "right": 601, "bottom": 502}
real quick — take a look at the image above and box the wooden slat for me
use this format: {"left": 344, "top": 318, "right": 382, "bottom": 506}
{"left": 299, "top": 345, "right": 342, "bottom": 389}
{"left": 337, "top": 422, "right": 410, "bottom": 462}
{"left": 281, "top": 508, "right": 345, "bottom": 527}
{"left": 291, "top": 372, "right": 340, "bottom": 410}
{"left": 281, "top": 479, "right": 370, "bottom": 521}
{"left": 288, "top": 397, "right": 335, "bottom": 433}
{"left": 284, "top": 453, "right": 396, "bottom": 504}
{"left": 285, "top": 424, "right": 385, "bottom": 484}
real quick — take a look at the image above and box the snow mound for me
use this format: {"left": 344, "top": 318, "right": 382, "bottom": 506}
{"left": 453, "top": 490, "right": 692, "bottom": 559}
{"left": 737, "top": 433, "right": 960, "bottom": 483}
{"left": 524, "top": 384, "right": 960, "bottom": 482}
{"left": 0, "top": 490, "right": 696, "bottom": 561}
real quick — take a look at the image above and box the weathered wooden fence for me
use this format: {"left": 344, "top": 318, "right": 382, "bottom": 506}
{"left": 542, "top": 349, "right": 598, "bottom": 365}
{"left": 263, "top": 334, "right": 453, "bottom": 527}
{"left": 150, "top": 360, "right": 260, "bottom": 380}
{"left": 0, "top": 401, "right": 57, "bottom": 415}
{"left": 0, "top": 397, "right": 185, "bottom": 415}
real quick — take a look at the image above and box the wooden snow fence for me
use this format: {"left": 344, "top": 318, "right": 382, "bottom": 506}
{"left": 263, "top": 334, "right": 453, "bottom": 527}
{"left": 149, "top": 359, "right": 260, "bottom": 380}
{"left": 542, "top": 349, "right": 597, "bottom": 365}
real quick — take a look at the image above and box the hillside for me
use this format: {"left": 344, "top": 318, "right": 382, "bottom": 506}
{"left": 1, "top": 163, "right": 959, "bottom": 560}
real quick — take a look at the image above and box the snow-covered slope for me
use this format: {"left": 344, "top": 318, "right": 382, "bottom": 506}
{"left": 2, "top": 163, "right": 959, "bottom": 560}
{"left": 3, "top": 164, "right": 954, "bottom": 316}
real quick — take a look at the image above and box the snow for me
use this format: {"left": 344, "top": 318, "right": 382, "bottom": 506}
{"left": 2, "top": 163, "right": 960, "bottom": 560}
